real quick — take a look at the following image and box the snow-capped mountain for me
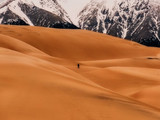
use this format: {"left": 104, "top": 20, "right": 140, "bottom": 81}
{"left": 0, "top": 0, "right": 78, "bottom": 29}
{"left": 78, "top": 0, "right": 160, "bottom": 47}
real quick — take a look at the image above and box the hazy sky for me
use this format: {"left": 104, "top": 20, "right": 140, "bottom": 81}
{"left": 0, "top": 0, "right": 4, "bottom": 2}
{"left": 58, "top": 0, "right": 91, "bottom": 23}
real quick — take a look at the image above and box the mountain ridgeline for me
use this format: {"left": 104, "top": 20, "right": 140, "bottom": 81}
{"left": 0, "top": 0, "right": 78, "bottom": 29}
{"left": 78, "top": 0, "right": 160, "bottom": 47}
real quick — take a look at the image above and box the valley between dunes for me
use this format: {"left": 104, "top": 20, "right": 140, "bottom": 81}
{"left": 0, "top": 25, "right": 160, "bottom": 120}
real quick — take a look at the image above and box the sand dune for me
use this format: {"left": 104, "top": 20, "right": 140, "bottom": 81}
{"left": 0, "top": 25, "right": 160, "bottom": 120}
{"left": 80, "top": 57, "right": 160, "bottom": 69}
{"left": 132, "top": 86, "right": 160, "bottom": 109}
{"left": 0, "top": 25, "right": 159, "bottom": 60}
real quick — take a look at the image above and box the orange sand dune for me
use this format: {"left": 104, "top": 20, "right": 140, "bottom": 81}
{"left": 80, "top": 67, "right": 160, "bottom": 95}
{"left": 132, "top": 85, "right": 160, "bottom": 109}
{"left": 0, "top": 25, "right": 160, "bottom": 120}
{"left": 80, "top": 57, "right": 160, "bottom": 69}
{"left": 0, "top": 25, "right": 159, "bottom": 60}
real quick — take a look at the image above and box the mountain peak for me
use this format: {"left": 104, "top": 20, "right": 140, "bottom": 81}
{"left": 0, "top": 0, "right": 78, "bottom": 29}
{"left": 78, "top": 0, "right": 160, "bottom": 47}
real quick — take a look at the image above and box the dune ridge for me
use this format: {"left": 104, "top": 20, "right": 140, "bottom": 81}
{"left": 0, "top": 25, "right": 160, "bottom": 120}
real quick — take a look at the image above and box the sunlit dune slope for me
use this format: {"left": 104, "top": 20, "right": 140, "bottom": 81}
{"left": 0, "top": 25, "right": 160, "bottom": 120}
{"left": 0, "top": 25, "right": 159, "bottom": 60}
{"left": 132, "top": 85, "right": 160, "bottom": 109}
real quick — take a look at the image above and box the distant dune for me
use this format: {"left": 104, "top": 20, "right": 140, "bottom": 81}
{"left": 0, "top": 25, "right": 160, "bottom": 120}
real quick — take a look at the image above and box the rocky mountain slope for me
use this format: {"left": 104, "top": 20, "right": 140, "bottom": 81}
{"left": 0, "top": 0, "right": 78, "bottom": 29}
{"left": 78, "top": 0, "right": 160, "bottom": 47}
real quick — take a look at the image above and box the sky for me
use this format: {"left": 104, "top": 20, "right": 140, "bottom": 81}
{"left": 58, "top": 0, "right": 91, "bottom": 23}
{"left": 0, "top": 0, "right": 4, "bottom": 3}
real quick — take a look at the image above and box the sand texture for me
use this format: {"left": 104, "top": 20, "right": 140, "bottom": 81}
{"left": 0, "top": 25, "right": 160, "bottom": 120}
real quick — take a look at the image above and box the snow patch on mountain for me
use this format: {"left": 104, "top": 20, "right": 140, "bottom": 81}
{"left": 77, "top": 0, "right": 160, "bottom": 46}
{"left": 0, "top": 17, "right": 3, "bottom": 23}
{"left": 0, "top": 0, "right": 71, "bottom": 23}
{"left": 150, "top": 0, "right": 160, "bottom": 5}
{"left": 0, "top": 0, "right": 78, "bottom": 29}
{"left": 7, "top": 0, "right": 33, "bottom": 25}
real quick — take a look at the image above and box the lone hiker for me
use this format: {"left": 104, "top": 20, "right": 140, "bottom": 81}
{"left": 77, "top": 64, "right": 80, "bottom": 69}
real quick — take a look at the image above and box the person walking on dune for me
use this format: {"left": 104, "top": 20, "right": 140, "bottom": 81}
{"left": 77, "top": 64, "right": 80, "bottom": 69}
